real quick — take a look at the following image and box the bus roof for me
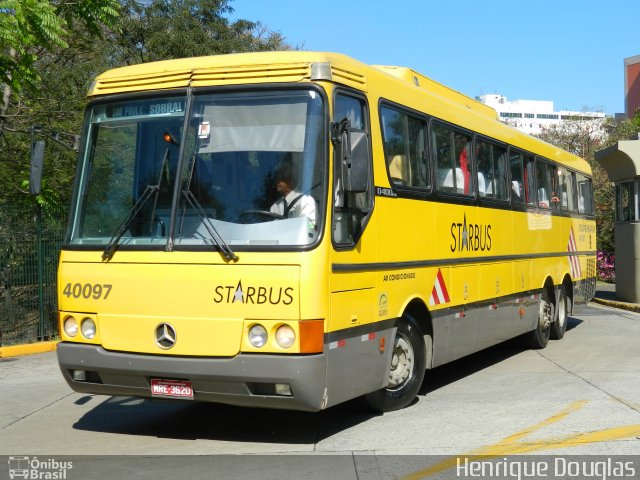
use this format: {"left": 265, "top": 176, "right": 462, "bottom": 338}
{"left": 89, "top": 51, "right": 590, "bottom": 174}
{"left": 89, "top": 51, "right": 368, "bottom": 96}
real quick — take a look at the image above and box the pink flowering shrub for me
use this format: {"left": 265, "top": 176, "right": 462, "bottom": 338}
{"left": 597, "top": 250, "right": 615, "bottom": 283}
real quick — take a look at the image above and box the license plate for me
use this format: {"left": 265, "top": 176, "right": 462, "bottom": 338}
{"left": 150, "top": 379, "right": 194, "bottom": 399}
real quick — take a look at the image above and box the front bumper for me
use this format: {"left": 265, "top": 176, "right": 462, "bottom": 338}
{"left": 57, "top": 342, "right": 328, "bottom": 411}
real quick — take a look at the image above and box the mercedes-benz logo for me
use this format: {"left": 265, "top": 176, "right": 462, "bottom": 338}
{"left": 155, "top": 323, "right": 176, "bottom": 349}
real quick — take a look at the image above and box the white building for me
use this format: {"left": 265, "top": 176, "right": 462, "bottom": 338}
{"left": 476, "top": 94, "right": 606, "bottom": 136}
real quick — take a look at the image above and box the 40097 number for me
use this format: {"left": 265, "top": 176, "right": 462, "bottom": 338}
{"left": 62, "top": 283, "right": 112, "bottom": 300}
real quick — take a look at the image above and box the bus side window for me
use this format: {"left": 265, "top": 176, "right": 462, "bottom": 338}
{"left": 433, "top": 123, "right": 473, "bottom": 196}
{"left": 380, "top": 105, "right": 428, "bottom": 188}
{"left": 510, "top": 152, "right": 524, "bottom": 204}
{"left": 476, "top": 139, "right": 508, "bottom": 201}
{"left": 454, "top": 132, "right": 473, "bottom": 195}
{"left": 535, "top": 159, "right": 555, "bottom": 209}
{"left": 523, "top": 155, "right": 535, "bottom": 206}
{"left": 576, "top": 172, "right": 593, "bottom": 215}
{"left": 559, "top": 169, "right": 577, "bottom": 212}
{"left": 433, "top": 123, "right": 454, "bottom": 193}
{"left": 494, "top": 145, "right": 508, "bottom": 201}
{"left": 476, "top": 140, "right": 491, "bottom": 197}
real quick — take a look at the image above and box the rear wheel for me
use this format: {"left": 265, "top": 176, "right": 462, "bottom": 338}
{"left": 364, "top": 316, "right": 427, "bottom": 412}
{"left": 551, "top": 284, "right": 569, "bottom": 340}
{"left": 525, "top": 287, "right": 553, "bottom": 349}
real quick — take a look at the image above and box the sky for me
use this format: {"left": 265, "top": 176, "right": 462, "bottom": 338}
{"left": 231, "top": 0, "right": 639, "bottom": 115}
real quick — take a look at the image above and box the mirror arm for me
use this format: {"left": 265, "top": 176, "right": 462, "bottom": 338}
{"left": 28, "top": 125, "right": 81, "bottom": 196}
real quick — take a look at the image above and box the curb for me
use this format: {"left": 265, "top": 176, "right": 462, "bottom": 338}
{"left": 0, "top": 340, "right": 59, "bottom": 358}
{"left": 591, "top": 298, "right": 640, "bottom": 313}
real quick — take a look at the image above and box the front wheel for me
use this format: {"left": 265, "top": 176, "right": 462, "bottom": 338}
{"left": 364, "top": 317, "right": 427, "bottom": 412}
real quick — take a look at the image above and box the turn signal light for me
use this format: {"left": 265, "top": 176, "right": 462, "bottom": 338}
{"left": 299, "top": 319, "right": 324, "bottom": 353}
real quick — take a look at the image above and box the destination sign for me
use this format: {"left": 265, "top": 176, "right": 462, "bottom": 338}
{"left": 94, "top": 99, "right": 185, "bottom": 121}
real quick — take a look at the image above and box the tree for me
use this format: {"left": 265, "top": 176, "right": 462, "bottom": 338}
{"left": 110, "top": 0, "right": 287, "bottom": 67}
{"left": 0, "top": 0, "right": 120, "bottom": 135}
{"left": 0, "top": 0, "right": 290, "bottom": 213}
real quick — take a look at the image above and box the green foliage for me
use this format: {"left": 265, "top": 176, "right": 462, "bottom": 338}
{"left": 0, "top": 0, "right": 290, "bottom": 218}
{"left": 603, "top": 111, "right": 640, "bottom": 144}
{"left": 111, "top": 0, "right": 288, "bottom": 66}
{"left": 0, "top": 0, "right": 119, "bottom": 94}
{"left": 592, "top": 163, "right": 615, "bottom": 252}
{"left": 0, "top": 0, "right": 67, "bottom": 92}
{"left": 537, "top": 112, "right": 640, "bottom": 254}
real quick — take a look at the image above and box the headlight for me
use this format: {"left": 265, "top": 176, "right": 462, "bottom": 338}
{"left": 248, "top": 324, "right": 267, "bottom": 348}
{"left": 81, "top": 318, "right": 96, "bottom": 339}
{"left": 63, "top": 316, "right": 78, "bottom": 337}
{"left": 275, "top": 325, "right": 296, "bottom": 348}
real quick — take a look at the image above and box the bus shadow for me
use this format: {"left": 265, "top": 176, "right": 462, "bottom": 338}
{"left": 566, "top": 316, "right": 583, "bottom": 332}
{"left": 72, "top": 394, "right": 375, "bottom": 444}
{"left": 419, "top": 316, "right": 583, "bottom": 396}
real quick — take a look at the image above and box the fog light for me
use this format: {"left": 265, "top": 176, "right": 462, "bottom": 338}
{"left": 275, "top": 383, "right": 292, "bottom": 396}
{"left": 81, "top": 318, "right": 96, "bottom": 339}
{"left": 64, "top": 316, "right": 78, "bottom": 337}
{"left": 72, "top": 370, "right": 86, "bottom": 381}
{"left": 275, "top": 325, "right": 296, "bottom": 348}
{"left": 248, "top": 324, "right": 267, "bottom": 348}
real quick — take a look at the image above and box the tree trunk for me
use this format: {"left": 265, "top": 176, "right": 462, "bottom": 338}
{"left": 0, "top": 47, "right": 16, "bottom": 136}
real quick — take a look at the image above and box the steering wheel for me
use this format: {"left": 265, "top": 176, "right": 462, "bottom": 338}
{"left": 238, "top": 210, "right": 285, "bottom": 222}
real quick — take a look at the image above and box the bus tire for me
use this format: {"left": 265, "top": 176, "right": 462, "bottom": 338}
{"left": 525, "top": 287, "right": 552, "bottom": 349}
{"left": 364, "top": 316, "right": 426, "bottom": 412}
{"left": 550, "top": 284, "right": 569, "bottom": 340}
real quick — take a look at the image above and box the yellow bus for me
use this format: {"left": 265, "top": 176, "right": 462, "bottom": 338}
{"left": 56, "top": 52, "right": 597, "bottom": 412}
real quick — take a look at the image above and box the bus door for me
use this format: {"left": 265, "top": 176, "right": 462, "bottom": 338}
{"left": 326, "top": 91, "right": 390, "bottom": 407}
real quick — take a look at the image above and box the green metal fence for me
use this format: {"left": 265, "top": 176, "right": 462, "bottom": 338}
{"left": 0, "top": 204, "right": 66, "bottom": 346}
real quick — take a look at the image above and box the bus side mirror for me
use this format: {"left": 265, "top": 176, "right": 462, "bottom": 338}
{"left": 30, "top": 140, "right": 45, "bottom": 196}
{"left": 346, "top": 130, "right": 370, "bottom": 193}
{"left": 333, "top": 119, "right": 371, "bottom": 194}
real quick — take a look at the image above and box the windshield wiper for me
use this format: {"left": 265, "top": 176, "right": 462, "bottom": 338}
{"left": 101, "top": 185, "right": 159, "bottom": 261}
{"left": 181, "top": 190, "right": 238, "bottom": 262}
{"left": 102, "top": 146, "right": 173, "bottom": 261}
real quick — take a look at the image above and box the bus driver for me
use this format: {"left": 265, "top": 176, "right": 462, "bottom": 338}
{"left": 269, "top": 163, "right": 317, "bottom": 226}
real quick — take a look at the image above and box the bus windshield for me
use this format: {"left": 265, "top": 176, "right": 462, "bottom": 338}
{"left": 69, "top": 89, "right": 325, "bottom": 250}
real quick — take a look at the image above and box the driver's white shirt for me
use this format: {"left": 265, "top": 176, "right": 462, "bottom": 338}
{"left": 270, "top": 190, "right": 316, "bottom": 226}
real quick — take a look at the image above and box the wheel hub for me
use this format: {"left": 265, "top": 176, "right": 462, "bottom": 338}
{"left": 539, "top": 298, "right": 553, "bottom": 329}
{"left": 388, "top": 334, "right": 414, "bottom": 388}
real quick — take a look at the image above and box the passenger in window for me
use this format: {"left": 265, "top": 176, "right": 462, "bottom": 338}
{"left": 512, "top": 181, "right": 523, "bottom": 202}
{"left": 387, "top": 154, "right": 408, "bottom": 185}
{"left": 455, "top": 135, "right": 471, "bottom": 194}
{"left": 270, "top": 163, "right": 317, "bottom": 226}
